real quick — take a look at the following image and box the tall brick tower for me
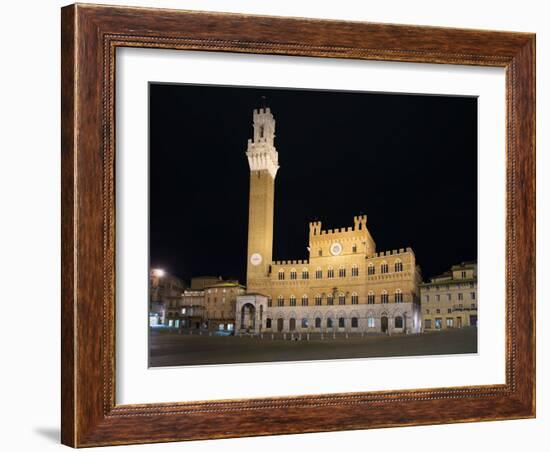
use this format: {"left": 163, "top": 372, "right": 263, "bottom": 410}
{"left": 245, "top": 106, "right": 279, "bottom": 289}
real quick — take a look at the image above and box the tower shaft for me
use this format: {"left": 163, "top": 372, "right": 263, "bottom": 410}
{"left": 245, "top": 107, "right": 279, "bottom": 289}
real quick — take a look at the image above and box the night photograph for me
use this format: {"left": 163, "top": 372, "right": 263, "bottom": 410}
{"left": 148, "top": 83, "right": 478, "bottom": 366}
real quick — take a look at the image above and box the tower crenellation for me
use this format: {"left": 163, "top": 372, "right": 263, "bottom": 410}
{"left": 246, "top": 106, "right": 279, "bottom": 179}
{"left": 309, "top": 221, "right": 322, "bottom": 237}
{"left": 353, "top": 214, "right": 367, "bottom": 230}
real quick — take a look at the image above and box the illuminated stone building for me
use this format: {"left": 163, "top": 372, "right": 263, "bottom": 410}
{"left": 180, "top": 288, "right": 205, "bottom": 330}
{"left": 179, "top": 277, "right": 246, "bottom": 332}
{"left": 204, "top": 281, "right": 246, "bottom": 332}
{"left": 236, "top": 106, "right": 422, "bottom": 335}
{"left": 149, "top": 269, "right": 186, "bottom": 327}
{"left": 419, "top": 261, "right": 478, "bottom": 330}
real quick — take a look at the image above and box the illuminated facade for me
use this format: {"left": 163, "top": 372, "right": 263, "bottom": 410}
{"left": 204, "top": 281, "right": 246, "bottom": 332}
{"left": 419, "top": 262, "right": 478, "bottom": 330}
{"left": 236, "top": 107, "right": 422, "bottom": 335}
{"left": 149, "top": 269, "right": 186, "bottom": 327}
{"left": 180, "top": 277, "right": 246, "bottom": 332}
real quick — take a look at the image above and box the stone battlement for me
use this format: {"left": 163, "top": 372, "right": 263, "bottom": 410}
{"left": 272, "top": 259, "right": 310, "bottom": 266}
{"left": 320, "top": 226, "right": 356, "bottom": 235}
{"left": 367, "top": 247, "right": 413, "bottom": 259}
{"left": 309, "top": 215, "right": 368, "bottom": 238}
{"left": 253, "top": 107, "right": 271, "bottom": 116}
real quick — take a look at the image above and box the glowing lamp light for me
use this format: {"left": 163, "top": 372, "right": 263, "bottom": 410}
{"left": 153, "top": 268, "right": 165, "bottom": 277}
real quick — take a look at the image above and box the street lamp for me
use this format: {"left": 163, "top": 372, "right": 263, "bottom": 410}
{"left": 151, "top": 268, "right": 166, "bottom": 325}
{"left": 153, "top": 268, "right": 165, "bottom": 277}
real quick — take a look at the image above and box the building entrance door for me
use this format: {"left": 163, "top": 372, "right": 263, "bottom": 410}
{"left": 456, "top": 317, "right": 462, "bottom": 328}
{"left": 277, "top": 318, "right": 284, "bottom": 332}
{"left": 381, "top": 316, "right": 388, "bottom": 333}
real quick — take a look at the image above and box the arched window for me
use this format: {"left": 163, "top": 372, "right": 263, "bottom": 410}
{"left": 277, "top": 295, "right": 284, "bottom": 307}
{"left": 351, "top": 293, "right": 359, "bottom": 305}
{"left": 395, "top": 316, "right": 403, "bottom": 328}
{"left": 395, "top": 289, "right": 403, "bottom": 303}
{"left": 381, "top": 262, "right": 389, "bottom": 274}
{"left": 351, "top": 264, "right": 359, "bottom": 277}
{"left": 302, "top": 268, "right": 309, "bottom": 279}
{"left": 352, "top": 244, "right": 357, "bottom": 253}
{"left": 289, "top": 295, "right": 296, "bottom": 307}
{"left": 367, "top": 316, "right": 376, "bottom": 328}
{"left": 338, "top": 293, "right": 346, "bottom": 305}
{"left": 290, "top": 268, "right": 297, "bottom": 280}
{"left": 315, "top": 317, "right": 321, "bottom": 328}
{"left": 267, "top": 297, "right": 272, "bottom": 307}
{"left": 315, "top": 267, "right": 322, "bottom": 279}
{"left": 327, "top": 267, "right": 334, "bottom": 278}
{"left": 395, "top": 260, "right": 403, "bottom": 272}
{"left": 327, "top": 294, "right": 334, "bottom": 305}
{"left": 368, "top": 263, "right": 375, "bottom": 275}
{"left": 339, "top": 266, "right": 346, "bottom": 278}
{"left": 315, "top": 294, "right": 322, "bottom": 306}
{"left": 338, "top": 317, "right": 345, "bottom": 328}
{"left": 301, "top": 295, "right": 309, "bottom": 306}
{"left": 266, "top": 318, "right": 272, "bottom": 328}
{"left": 278, "top": 269, "right": 285, "bottom": 280}
{"left": 327, "top": 318, "right": 333, "bottom": 328}
{"left": 351, "top": 317, "right": 358, "bottom": 328}
{"left": 367, "top": 291, "right": 375, "bottom": 304}
{"left": 381, "top": 290, "right": 389, "bottom": 304}
{"left": 318, "top": 248, "right": 323, "bottom": 257}
{"left": 289, "top": 318, "right": 296, "bottom": 330}
{"left": 301, "top": 318, "right": 309, "bottom": 328}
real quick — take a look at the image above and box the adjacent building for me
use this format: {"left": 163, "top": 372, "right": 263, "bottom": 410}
{"left": 180, "top": 288, "right": 205, "bottom": 330}
{"left": 204, "top": 281, "right": 246, "bottom": 332}
{"left": 149, "top": 269, "right": 186, "bottom": 326}
{"left": 177, "top": 277, "right": 246, "bottom": 332}
{"left": 236, "top": 106, "right": 422, "bottom": 335}
{"left": 190, "top": 275, "right": 224, "bottom": 290}
{"left": 419, "top": 261, "right": 478, "bottom": 330}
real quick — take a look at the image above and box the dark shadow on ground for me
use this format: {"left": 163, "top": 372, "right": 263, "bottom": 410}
{"left": 34, "top": 427, "right": 60, "bottom": 443}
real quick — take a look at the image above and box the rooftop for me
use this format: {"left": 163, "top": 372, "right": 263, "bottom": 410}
{"left": 451, "top": 261, "right": 477, "bottom": 270}
{"left": 204, "top": 281, "right": 246, "bottom": 290}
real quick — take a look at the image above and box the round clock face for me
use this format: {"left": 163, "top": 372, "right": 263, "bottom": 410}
{"left": 330, "top": 242, "right": 343, "bottom": 256}
{"left": 250, "top": 253, "right": 263, "bottom": 266}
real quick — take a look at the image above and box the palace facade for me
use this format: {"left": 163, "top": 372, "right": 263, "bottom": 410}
{"left": 236, "top": 106, "right": 422, "bottom": 335}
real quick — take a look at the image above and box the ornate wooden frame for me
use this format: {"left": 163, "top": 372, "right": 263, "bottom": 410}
{"left": 61, "top": 3, "right": 535, "bottom": 447}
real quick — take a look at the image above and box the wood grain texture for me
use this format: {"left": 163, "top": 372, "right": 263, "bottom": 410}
{"left": 61, "top": 5, "right": 76, "bottom": 447}
{"left": 61, "top": 3, "right": 536, "bottom": 447}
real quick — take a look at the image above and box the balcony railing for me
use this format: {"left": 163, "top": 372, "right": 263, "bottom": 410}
{"left": 452, "top": 305, "right": 477, "bottom": 312}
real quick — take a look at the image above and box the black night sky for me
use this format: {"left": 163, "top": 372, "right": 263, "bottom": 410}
{"left": 149, "top": 83, "right": 477, "bottom": 285}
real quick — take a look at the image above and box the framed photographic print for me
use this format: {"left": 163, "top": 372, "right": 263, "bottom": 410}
{"left": 61, "top": 3, "right": 535, "bottom": 447}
